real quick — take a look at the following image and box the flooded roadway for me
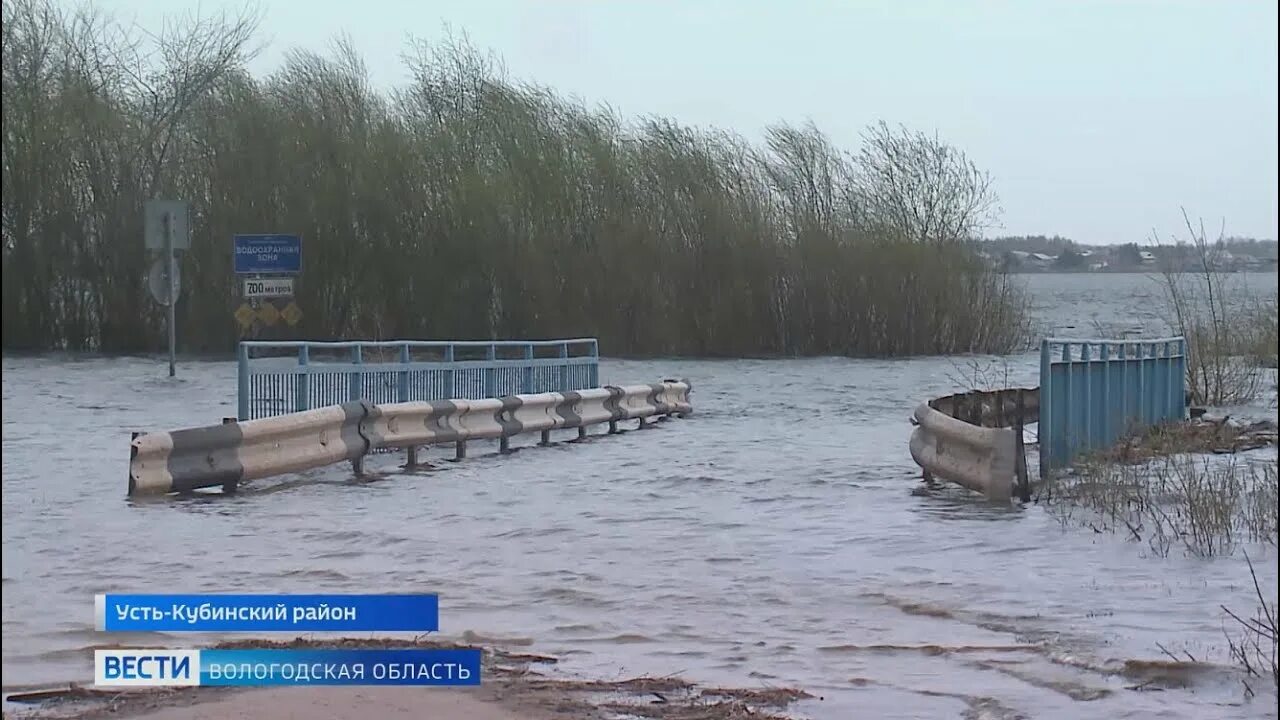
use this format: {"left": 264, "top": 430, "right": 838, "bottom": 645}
{"left": 3, "top": 273, "right": 1278, "bottom": 719}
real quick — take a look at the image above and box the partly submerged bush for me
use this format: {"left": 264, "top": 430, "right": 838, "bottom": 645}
{"left": 1, "top": 0, "right": 1027, "bottom": 357}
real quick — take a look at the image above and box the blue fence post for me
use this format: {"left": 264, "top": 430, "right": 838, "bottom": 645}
{"left": 398, "top": 343, "right": 411, "bottom": 403}
{"left": 522, "top": 344, "right": 534, "bottom": 394}
{"left": 558, "top": 342, "right": 569, "bottom": 391}
{"left": 443, "top": 344, "right": 455, "bottom": 399}
{"left": 1080, "top": 342, "right": 1092, "bottom": 450}
{"left": 589, "top": 339, "right": 600, "bottom": 388}
{"left": 1038, "top": 338, "right": 1052, "bottom": 478}
{"left": 484, "top": 344, "right": 497, "bottom": 397}
{"left": 349, "top": 344, "right": 363, "bottom": 402}
{"left": 237, "top": 343, "right": 250, "bottom": 421}
{"left": 1177, "top": 338, "right": 1188, "bottom": 416}
{"left": 1119, "top": 341, "right": 1129, "bottom": 431}
{"left": 296, "top": 344, "right": 311, "bottom": 413}
{"left": 1099, "top": 342, "right": 1111, "bottom": 447}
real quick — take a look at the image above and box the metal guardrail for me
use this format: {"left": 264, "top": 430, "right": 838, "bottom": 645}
{"left": 131, "top": 381, "right": 693, "bottom": 495}
{"left": 1038, "top": 336, "right": 1187, "bottom": 475}
{"left": 910, "top": 387, "right": 1036, "bottom": 502}
{"left": 236, "top": 339, "right": 600, "bottom": 421}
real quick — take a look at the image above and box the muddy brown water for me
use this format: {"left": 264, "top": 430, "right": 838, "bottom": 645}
{"left": 3, "top": 273, "right": 1278, "bottom": 719}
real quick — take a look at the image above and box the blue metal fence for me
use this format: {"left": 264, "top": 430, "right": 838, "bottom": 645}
{"left": 237, "top": 339, "right": 601, "bottom": 421}
{"left": 1038, "top": 336, "right": 1187, "bottom": 475}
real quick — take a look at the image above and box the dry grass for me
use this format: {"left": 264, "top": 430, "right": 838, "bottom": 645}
{"left": 1040, "top": 449, "right": 1277, "bottom": 559}
{"left": 1040, "top": 426, "right": 1278, "bottom": 688}
{"left": 1092, "top": 418, "right": 1278, "bottom": 464}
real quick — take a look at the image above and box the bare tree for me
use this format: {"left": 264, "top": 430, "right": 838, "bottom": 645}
{"left": 851, "top": 121, "right": 1001, "bottom": 243}
{"left": 0, "top": 7, "right": 1029, "bottom": 358}
{"left": 118, "top": 2, "right": 263, "bottom": 197}
{"left": 1153, "top": 209, "right": 1263, "bottom": 406}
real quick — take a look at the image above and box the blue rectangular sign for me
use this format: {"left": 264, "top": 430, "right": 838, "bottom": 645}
{"left": 234, "top": 234, "right": 301, "bottom": 274}
{"left": 96, "top": 593, "right": 438, "bottom": 632}
{"left": 95, "top": 648, "right": 481, "bottom": 687}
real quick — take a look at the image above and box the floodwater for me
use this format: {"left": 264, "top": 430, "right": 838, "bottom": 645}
{"left": 3, "top": 272, "right": 1278, "bottom": 720}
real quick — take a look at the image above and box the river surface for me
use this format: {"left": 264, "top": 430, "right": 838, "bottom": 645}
{"left": 3, "top": 272, "right": 1278, "bottom": 719}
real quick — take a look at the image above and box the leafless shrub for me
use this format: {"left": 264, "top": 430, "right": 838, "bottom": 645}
{"left": 1152, "top": 209, "right": 1268, "bottom": 405}
{"left": 1, "top": 3, "right": 1029, "bottom": 358}
{"left": 945, "top": 356, "right": 1014, "bottom": 393}
{"left": 1222, "top": 552, "right": 1278, "bottom": 694}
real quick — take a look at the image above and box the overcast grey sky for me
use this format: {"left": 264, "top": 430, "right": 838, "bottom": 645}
{"left": 108, "top": 0, "right": 1277, "bottom": 244}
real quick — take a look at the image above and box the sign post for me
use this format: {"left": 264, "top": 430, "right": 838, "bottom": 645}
{"left": 165, "top": 212, "right": 176, "bottom": 377}
{"left": 144, "top": 200, "right": 189, "bottom": 377}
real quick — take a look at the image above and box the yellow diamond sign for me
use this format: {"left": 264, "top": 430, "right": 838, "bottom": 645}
{"left": 234, "top": 303, "right": 256, "bottom": 328}
{"left": 258, "top": 302, "right": 280, "bottom": 326}
{"left": 281, "top": 301, "right": 303, "bottom": 326}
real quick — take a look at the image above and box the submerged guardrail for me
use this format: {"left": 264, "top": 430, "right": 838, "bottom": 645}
{"left": 130, "top": 380, "right": 692, "bottom": 496}
{"left": 908, "top": 387, "right": 1037, "bottom": 502}
{"left": 237, "top": 339, "right": 601, "bottom": 421}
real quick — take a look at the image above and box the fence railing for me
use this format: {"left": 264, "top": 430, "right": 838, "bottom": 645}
{"left": 237, "top": 339, "right": 600, "bottom": 421}
{"left": 1038, "top": 336, "right": 1187, "bottom": 475}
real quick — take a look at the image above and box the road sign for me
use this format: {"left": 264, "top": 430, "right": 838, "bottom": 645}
{"left": 234, "top": 303, "right": 256, "bottom": 329}
{"left": 145, "top": 201, "right": 190, "bottom": 250}
{"left": 258, "top": 302, "right": 280, "bottom": 326}
{"left": 243, "top": 277, "right": 294, "bottom": 299}
{"left": 281, "top": 302, "right": 303, "bottom": 326}
{"left": 147, "top": 258, "right": 180, "bottom": 306}
{"left": 234, "top": 234, "right": 302, "bottom": 275}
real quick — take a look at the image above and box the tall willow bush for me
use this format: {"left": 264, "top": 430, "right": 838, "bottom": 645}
{"left": 2, "top": 0, "right": 1029, "bottom": 357}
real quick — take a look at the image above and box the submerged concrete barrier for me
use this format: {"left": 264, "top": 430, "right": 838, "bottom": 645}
{"left": 129, "top": 381, "right": 692, "bottom": 496}
{"left": 908, "top": 387, "right": 1037, "bottom": 502}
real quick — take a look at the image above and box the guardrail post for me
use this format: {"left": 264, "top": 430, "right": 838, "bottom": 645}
{"left": 522, "top": 343, "right": 534, "bottom": 394}
{"left": 237, "top": 343, "right": 250, "bottom": 421}
{"left": 443, "top": 344, "right": 455, "bottom": 398}
{"left": 349, "top": 344, "right": 363, "bottom": 402}
{"left": 558, "top": 342, "right": 569, "bottom": 391}
{"left": 296, "top": 344, "right": 310, "bottom": 413}
{"left": 455, "top": 440, "right": 467, "bottom": 460}
{"left": 589, "top": 339, "right": 600, "bottom": 388}
{"left": 398, "top": 343, "right": 411, "bottom": 402}
{"left": 484, "top": 344, "right": 497, "bottom": 397}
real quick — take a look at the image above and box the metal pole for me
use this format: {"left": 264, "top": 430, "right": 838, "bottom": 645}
{"left": 165, "top": 212, "right": 176, "bottom": 377}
